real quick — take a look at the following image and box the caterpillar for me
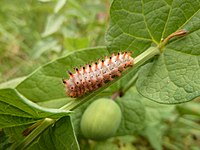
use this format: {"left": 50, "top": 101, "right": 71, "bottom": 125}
{"left": 63, "top": 52, "right": 134, "bottom": 98}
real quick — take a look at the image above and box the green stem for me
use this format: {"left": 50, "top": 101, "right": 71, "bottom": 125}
{"left": 121, "top": 73, "right": 138, "bottom": 94}
{"left": 22, "top": 120, "right": 43, "bottom": 136}
{"left": 13, "top": 118, "right": 55, "bottom": 150}
{"left": 121, "top": 46, "right": 160, "bottom": 95}
{"left": 111, "top": 73, "right": 138, "bottom": 100}
{"left": 14, "top": 46, "right": 160, "bottom": 149}
{"left": 134, "top": 46, "right": 160, "bottom": 65}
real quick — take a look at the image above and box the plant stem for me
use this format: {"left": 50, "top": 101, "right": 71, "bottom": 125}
{"left": 22, "top": 120, "right": 43, "bottom": 136}
{"left": 111, "top": 73, "right": 138, "bottom": 100}
{"left": 121, "top": 73, "right": 138, "bottom": 94}
{"left": 112, "top": 46, "right": 160, "bottom": 99}
{"left": 134, "top": 46, "right": 160, "bottom": 65}
{"left": 13, "top": 118, "right": 55, "bottom": 150}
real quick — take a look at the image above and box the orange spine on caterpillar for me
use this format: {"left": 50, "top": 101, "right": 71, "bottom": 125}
{"left": 63, "top": 52, "right": 134, "bottom": 98}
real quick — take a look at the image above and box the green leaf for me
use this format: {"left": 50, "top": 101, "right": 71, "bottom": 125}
{"left": 32, "top": 38, "right": 61, "bottom": 59}
{"left": 141, "top": 100, "right": 175, "bottom": 150}
{"left": 54, "top": 0, "right": 67, "bottom": 13}
{"left": 42, "top": 14, "right": 65, "bottom": 37}
{"left": 0, "top": 76, "right": 26, "bottom": 89}
{"left": 107, "top": 0, "right": 200, "bottom": 103}
{"left": 115, "top": 87, "right": 145, "bottom": 135}
{"left": 16, "top": 47, "right": 109, "bottom": 102}
{"left": 143, "top": 124, "right": 162, "bottom": 150}
{"left": 27, "top": 116, "right": 79, "bottom": 150}
{"left": 176, "top": 101, "right": 200, "bottom": 117}
{"left": 106, "top": 0, "right": 153, "bottom": 55}
{"left": 137, "top": 45, "right": 200, "bottom": 103}
{"left": 143, "top": 98, "right": 175, "bottom": 124}
{"left": 71, "top": 100, "right": 90, "bottom": 136}
{"left": 0, "top": 88, "right": 70, "bottom": 128}
{"left": 64, "top": 37, "right": 89, "bottom": 51}
{"left": 0, "top": 129, "right": 12, "bottom": 150}
{"left": 4, "top": 125, "right": 30, "bottom": 145}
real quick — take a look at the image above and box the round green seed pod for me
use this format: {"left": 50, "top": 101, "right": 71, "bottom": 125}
{"left": 80, "top": 98, "right": 122, "bottom": 140}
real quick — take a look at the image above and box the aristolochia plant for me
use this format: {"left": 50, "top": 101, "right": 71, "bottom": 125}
{"left": 0, "top": 0, "right": 199, "bottom": 149}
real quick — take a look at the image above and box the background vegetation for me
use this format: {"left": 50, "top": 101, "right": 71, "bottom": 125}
{"left": 0, "top": 0, "right": 109, "bottom": 82}
{"left": 0, "top": 0, "right": 200, "bottom": 150}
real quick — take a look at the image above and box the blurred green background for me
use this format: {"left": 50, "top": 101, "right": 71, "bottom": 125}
{"left": 0, "top": 0, "right": 110, "bottom": 83}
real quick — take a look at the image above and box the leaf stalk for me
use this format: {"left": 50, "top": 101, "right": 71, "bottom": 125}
{"left": 159, "top": 29, "right": 187, "bottom": 51}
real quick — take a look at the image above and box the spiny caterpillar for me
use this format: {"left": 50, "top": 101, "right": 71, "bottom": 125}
{"left": 63, "top": 52, "right": 134, "bottom": 98}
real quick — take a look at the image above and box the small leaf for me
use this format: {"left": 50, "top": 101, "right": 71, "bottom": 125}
{"left": 54, "top": 0, "right": 67, "bottom": 13}
{"left": 115, "top": 87, "right": 145, "bottom": 135}
{"left": 32, "top": 38, "right": 61, "bottom": 59}
{"left": 0, "top": 88, "right": 70, "bottom": 128}
{"left": 27, "top": 116, "right": 79, "bottom": 150}
{"left": 143, "top": 124, "right": 162, "bottom": 150}
{"left": 42, "top": 14, "right": 65, "bottom": 37}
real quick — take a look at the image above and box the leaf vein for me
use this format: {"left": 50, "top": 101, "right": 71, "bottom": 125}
{"left": 161, "top": 0, "right": 173, "bottom": 41}
{"left": 179, "top": 8, "right": 200, "bottom": 30}
{"left": 115, "top": 23, "right": 153, "bottom": 41}
{"left": 141, "top": 0, "right": 159, "bottom": 44}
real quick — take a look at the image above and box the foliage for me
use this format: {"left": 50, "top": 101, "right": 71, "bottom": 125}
{"left": 0, "top": 0, "right": 200, "bottom": 150}
{"left": 0, "top": 0, "right": 108, "bottom": 82}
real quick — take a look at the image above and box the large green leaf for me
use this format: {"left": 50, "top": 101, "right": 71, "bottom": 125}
{"left": 0, "top": 88, "right": 70, "bottom": 128}
{"left": 106, "top": 0, "right": 153, "bottom": 55}
{"left": 107, "top": 0, "right": 200, "bottom": 103}
{"left": 16, "top": 47, "right": 109, "bottom": 102}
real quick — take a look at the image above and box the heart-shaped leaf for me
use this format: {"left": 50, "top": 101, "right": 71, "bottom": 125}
{"left": 106, "top": 0, "right": 200, "bottom": 103}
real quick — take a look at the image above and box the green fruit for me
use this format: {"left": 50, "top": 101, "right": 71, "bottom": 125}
{"left": 80, "top": 98, "right": 122, "bottom": 140}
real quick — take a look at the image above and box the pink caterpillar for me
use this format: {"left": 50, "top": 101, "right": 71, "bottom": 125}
{"left": 63, "top": 52, "right": 134, "bottom": 98}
